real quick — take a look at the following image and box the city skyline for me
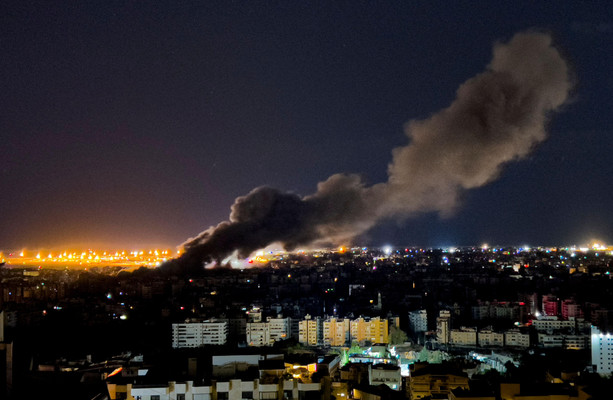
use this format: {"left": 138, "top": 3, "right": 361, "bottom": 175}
{"left": 2, "top": 2, "right": 613, "bottom": 250}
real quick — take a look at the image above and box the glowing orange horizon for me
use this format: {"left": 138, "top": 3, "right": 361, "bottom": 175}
{"left": 1, "top": 247, "right": 182, "bottom": 269}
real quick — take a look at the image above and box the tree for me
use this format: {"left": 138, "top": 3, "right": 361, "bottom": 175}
{"left": 389, "top": 325, "right": 409, "bottom": 344}
{"left": 348, "top": 342, "right": 362, "bottom": 356}
{"left": 341, "top": 348, "right": 350, "bottom": 366}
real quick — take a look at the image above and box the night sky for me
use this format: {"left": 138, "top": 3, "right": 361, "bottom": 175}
{"left": 2, "top": 1, "right": 612, "bottom": 250}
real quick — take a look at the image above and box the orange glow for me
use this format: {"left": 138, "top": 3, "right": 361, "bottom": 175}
{"left": 107, "top": 367, "right": 123, "bottom": 378}
{"left": 3, "top": 247, "right": 176, "bottom": 269}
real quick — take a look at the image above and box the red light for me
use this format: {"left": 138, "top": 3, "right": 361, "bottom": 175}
{"left": 248, "top": 260, "right": 254, "bottom": 263}
{"left": 108, "top": 367, "right": 123, "bottom": 378}
{"left": 519, "top": 302, "right": 526, "bottom": 306}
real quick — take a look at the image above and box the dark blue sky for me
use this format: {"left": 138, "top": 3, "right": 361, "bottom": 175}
{"left": 1, "top": 1, "right": 612, "bottom": 249}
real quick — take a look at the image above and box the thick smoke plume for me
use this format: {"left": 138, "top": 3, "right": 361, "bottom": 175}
{"left": 167, "top": 31, "right": 572, "bottom": 272}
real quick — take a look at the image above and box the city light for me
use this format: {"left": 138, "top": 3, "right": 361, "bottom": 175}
{"left": 2, "top": 248, "right": 177, "bottom": 269}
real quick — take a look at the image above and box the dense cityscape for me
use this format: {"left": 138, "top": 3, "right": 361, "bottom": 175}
{"left": 1, "top": 244, "right": 613, "bottom": 399}
{"left": 3, "top": 2, "right": 612, "bottom": 400}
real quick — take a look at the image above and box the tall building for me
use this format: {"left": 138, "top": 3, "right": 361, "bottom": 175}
{"left": 542, "top": 295, "right": 559, "bottom": 316}
{"left": 350, "top": 317, "right": 388, "bottom": 344}
{"left": 561, "top": 299, "right": 584, "bottom": 319}
{"left": 172, "top": 320, "right": 228, "bottom": 348}
{"left": 323, "top": 318, "right": 351, "bottom": 346}
{"left": 436, "top": 311, "right": 451, "bottom": 344}
{"left": 409, "top": 310, "right": 428, "bottom": 335}
{"left": 592, "top": 325, "right": 613, "bottom": 374}
{"left": 298, "top": 315, "right": 322, "bottom": 346}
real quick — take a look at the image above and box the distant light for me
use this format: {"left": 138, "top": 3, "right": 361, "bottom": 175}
{"left": 383, "top": 246, "right": 392, "bottom": 255}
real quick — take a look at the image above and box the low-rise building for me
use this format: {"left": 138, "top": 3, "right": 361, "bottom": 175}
{"left": 369, "top": 364, "right": 401, "bottom": 390}
{"left": 538, "top": 333, "right": 589, "bottom": 349}
{"left": 478, "top": 330, "right": 504, "bottom": 347}
{"left": 408, "top": 363, "right": 469, "bottom": 400}
{"left": 450, "top": 327, "right": 477, "bottom": 347}
{"left": 504, "top": 329, "right": 530, "bottom": 348}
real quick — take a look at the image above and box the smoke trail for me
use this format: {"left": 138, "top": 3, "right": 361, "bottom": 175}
{"left": 167, "top": 31, "right": 572, "bottom": 271}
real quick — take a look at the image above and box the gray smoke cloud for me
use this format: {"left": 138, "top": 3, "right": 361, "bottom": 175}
{"left": 167, "top": 31, "right": 572, "bottom": 272}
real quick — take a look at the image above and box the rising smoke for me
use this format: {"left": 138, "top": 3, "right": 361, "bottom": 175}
{"left": 166, "top": 31, "right": 572, "bottom": 272}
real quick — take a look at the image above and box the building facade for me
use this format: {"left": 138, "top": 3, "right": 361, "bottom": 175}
{"left": 172, "top": 320, "right": 228, "bottom": 348}
{"left": 592, "top": 325, "right": 613, "bottom": 374}
{"left": 409, "top": 310, "right": 428, "bottom": 335}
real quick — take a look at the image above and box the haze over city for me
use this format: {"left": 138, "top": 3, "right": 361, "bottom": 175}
{"left": 2, "top": 2, "right": 613, "bottom": 251}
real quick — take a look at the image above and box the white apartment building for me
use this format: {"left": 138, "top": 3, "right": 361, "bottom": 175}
{"left": 245, "top": 317, "right": 291, "bottom": 347}
{"left": 592, "top": 326, "right": 613, "bottom": 374}
{"left": 538, "top": 333, "right": 588, "bottom": 350}
{"left": 246, "top": 322, "right": 271, "bottom": 347}
{"left": 504, "top": 329, "right": 530, "bottom": 348}
{"left": 531, "top": 316, "right": 588, "bottom": 334}
{"left": 268, "top": 317, "right": 291, "bottom": 342}
{"left": 172, "top": 320, "right": 228, "bottom": 348}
